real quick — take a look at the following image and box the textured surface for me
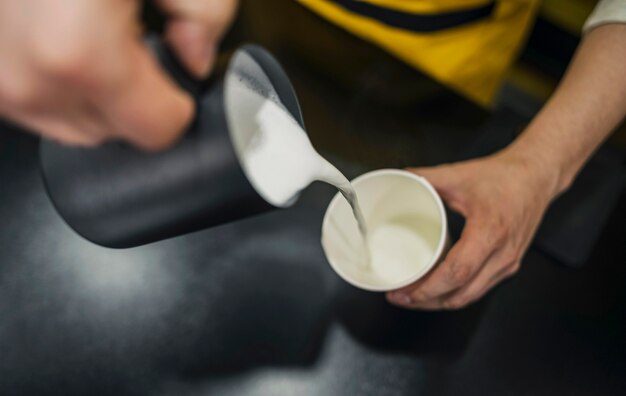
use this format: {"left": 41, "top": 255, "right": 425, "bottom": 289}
{"left": 1, "top": 113, "right": 626, "bottom": 395}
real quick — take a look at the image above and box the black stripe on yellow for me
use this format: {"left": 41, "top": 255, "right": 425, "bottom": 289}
{"left": 328, "top": 0, "right": 496, "bottom": 32}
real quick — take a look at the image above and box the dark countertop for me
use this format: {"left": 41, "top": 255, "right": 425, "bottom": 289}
{"left": 2, "top": 2, "right": 626, "bottom": 393}
{"left": 1, "top": 112, "right": 625, "bottom": 396}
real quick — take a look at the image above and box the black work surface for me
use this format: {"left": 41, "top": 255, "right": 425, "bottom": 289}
{"left": 2, "top": 2, "right": 626, "bottom": 390}
{"left": 1, "top": 110, "right": 626, "bottom": 396}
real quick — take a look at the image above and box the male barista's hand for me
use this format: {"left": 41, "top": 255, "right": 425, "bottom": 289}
{"left": 386, "top": 23, "right": 626, "bottom": 310}
{"left": 386, "top": 149, "right": 561, "bottom": 310}
{"left": 0, "top": 0, "right": 237, "bottom": 150}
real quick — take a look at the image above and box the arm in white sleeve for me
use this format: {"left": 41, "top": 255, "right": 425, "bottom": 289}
{"left": 583, "top": 0, "right": 626, "bottom": 33}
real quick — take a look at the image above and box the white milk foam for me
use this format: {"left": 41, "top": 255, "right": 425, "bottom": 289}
{"left": 251, "top": 100, "right": 370, "bottom": 265}
{"left": 226, "top": 70, "right": 370, "bottom": 265}
{"left": 227, "top": 71, "right": 434, "bottom": 278}
{"left": 368, "top": 221, "right": 435, "bottom": 284}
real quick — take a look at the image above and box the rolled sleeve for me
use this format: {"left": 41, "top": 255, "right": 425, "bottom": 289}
{"left": 583, "top": 0, "right": 626, "bottom": 34}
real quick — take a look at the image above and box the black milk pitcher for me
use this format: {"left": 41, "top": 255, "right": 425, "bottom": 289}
{"left": 39, "top": 37, "right": 305, "bottom": 248}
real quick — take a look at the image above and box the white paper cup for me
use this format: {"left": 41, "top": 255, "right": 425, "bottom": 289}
{"left": 321, "top": 169, "right": 448, "bottom": 291}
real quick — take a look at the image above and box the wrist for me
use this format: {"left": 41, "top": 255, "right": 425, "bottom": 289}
{"left": 499, "top": 142, "right": 571, "bottom": 201}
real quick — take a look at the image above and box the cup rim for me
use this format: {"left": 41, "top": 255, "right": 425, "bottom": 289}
{"left": 321, "top": 169, "right": 448, "bottom": 292}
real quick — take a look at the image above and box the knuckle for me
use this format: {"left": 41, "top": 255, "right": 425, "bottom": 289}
{"left": 34, "top": 40, "right": 94, "bottom": 82}
{"left": 492, "top": 218, "right": 510, "bottom": 244}
{"left": 445, "top": 261, "right": 474, "bottom": 286}
{"left": 411, "top": 290, "right": 430, "bottom": 302}
{"left": 501, "top": 250, "right": 521, "bottom": 269}
{"left": 506, "top": 261, "right": 521, "bottom": 277}
{"left": 494, "top": 227, "right": 508, "bottom": 245}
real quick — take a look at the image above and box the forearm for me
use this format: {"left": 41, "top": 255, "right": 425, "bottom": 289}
{"left": 507, "top": 24, "right": 626, "bottom": 196}
{"left": 391, "top": 13, "right": 626, "bottom": 311}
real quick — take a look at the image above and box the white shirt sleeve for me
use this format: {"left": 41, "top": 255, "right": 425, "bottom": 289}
{"left": 583, "top": 0, "right": 626, "bottom": 34}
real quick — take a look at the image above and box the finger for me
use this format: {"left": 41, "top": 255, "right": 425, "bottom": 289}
{"left": 439, "top": 249, "right": 519, "bottom": 310}
{"left": 157, "top": 0, "right": 237, "bottom": 77}
{"left": 386, "top": 292, "right": 444, "bottom": 311}
{"left": 8, "top": 98, "right": 109, "bottom": 146}
{"left": 67, "top": 106, "right": 115, "bottom": 143}
{"left": 386, "top": 257, "right": 511, "bottom": 311}
{"left": 23, "top": 114, "right": 105, "bottom": 147}
{"left": 387, "top": 218, "right": 498, "bottom": 309}
{"left": 164, "top": 19, "right": 217, "bottom": 78}
{"left": 95, "top": 39, "right": 194, "bottom": 151}
{"left": 0, "top": 72, "right": 112, "bottom": 145}
{"left": 42, "top": 95, "right": 113, "bottom": 143}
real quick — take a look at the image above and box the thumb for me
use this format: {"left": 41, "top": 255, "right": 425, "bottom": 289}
{"left": 96, "top": 39, "right": 194, "bottom": 151}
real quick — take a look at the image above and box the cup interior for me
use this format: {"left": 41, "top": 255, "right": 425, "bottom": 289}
{"left": 321, "top": 169, "right": 447, "bottom": 291}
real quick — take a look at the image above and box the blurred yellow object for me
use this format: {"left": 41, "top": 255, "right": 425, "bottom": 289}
{"left": 540, "top": 0, "right": 597, "bottom": 35}
{"left": 298, "top": 0, "right": 540, "bottom": 107}
{"left": 507, "top": 63, "right": 557, "bottom": 101}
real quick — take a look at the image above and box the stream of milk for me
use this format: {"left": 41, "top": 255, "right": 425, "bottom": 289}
{"left": 226, "top": 72, "right": 371, "bottom": 267}
{"left": 252, "top": 100, "right": 371, "bottom": 266}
